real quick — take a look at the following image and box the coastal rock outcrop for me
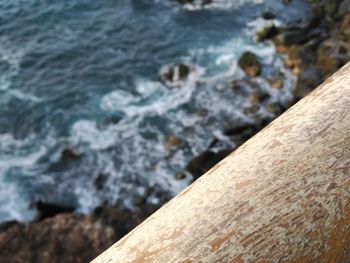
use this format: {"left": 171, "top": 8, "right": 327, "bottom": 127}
{"left": 159, "top": 63, "right": 194, "bottom": 87}
{"left": 0, "top": 206, "right": 158, "bottom": 263}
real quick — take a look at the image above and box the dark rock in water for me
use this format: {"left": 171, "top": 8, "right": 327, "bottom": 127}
{"left": 249, "top": 89, "right": 270, "bottom": 104}
{"left": 238, "top": 51, "right": 261, "bottom": 77}
{"left": 0, "top": 205, "right": 159, "bottom": 263}
{"left": 294, "top": 66, "right": 323, "bottom": 99}
{"left": 187, "top": 124, "right": 261, "bottom": 180}
{"left": 244, "top": 105, "right": 260, "bottom": 114}
{"left": 177, "top": 0, "right": 193, "bottom": 4}
{"left": 175, "top": 171, "right": 186, "bottom": 180}
{"left": 94, "top": 173, "right": 110, "bottom": 191}
{"left": 35, "top": 201, "right": 75, "bottom": 220}
{"left": 224, "top": 124, "right": 258, "bottom": 147}
{"left": 175, "top": 0, "right": 211, "bottom": 5}
{"left": 280, "top": 29, "right": 312, "bottom": 46}
{"left": 262, "top": 11, "right": 276, "bottom": 20}
{"left": 159, "top": 63, "right": 193, "bottom": 87}
{"left": 61, "top": 148, "right": 80, "bottom": 162}
{"left": 256, "top": 24, "right": 279, "bottom": 42}
{"left": 187, "top": 149, "right": 233, "bottom": 181}
{"left": 283, "top": 0, "right": 292, "bottom": 5}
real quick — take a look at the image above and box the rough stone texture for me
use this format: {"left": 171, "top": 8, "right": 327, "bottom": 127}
{"left": 93, "top": 62, "right": 350, "bottom": 262}
{"left": 0, "top": 206, "right": 157, "bottom": 263}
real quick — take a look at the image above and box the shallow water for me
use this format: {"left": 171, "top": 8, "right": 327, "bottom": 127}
{"left": 0, "top": 0, "right": 310, "bottom": 222}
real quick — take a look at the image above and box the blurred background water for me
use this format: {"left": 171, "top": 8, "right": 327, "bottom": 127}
{"left": 0, "top": 0, "right": 310, "bottom": 222}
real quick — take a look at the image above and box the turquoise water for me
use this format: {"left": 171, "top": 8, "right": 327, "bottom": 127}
{"left": 0, "top": 0, "right": 309, "bottom": 222}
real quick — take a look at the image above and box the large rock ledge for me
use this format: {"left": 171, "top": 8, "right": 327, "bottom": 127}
{"left": 0, "top": 206, "right": 157, "bottom": 263}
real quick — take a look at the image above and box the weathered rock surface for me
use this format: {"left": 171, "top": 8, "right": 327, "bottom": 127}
{"left": 0, "top": 206, "right": 158, "bottom": 263}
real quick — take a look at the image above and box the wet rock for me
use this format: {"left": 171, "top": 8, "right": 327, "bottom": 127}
{"left": 35, "top": 201, "right": 75, "bottom": 220}
{"left": 175, "top": 0, "right": 211, "bottom": 5}
{"left": 339, "top": 14, "right": 350, "bottom": 41}
{"left": 249, "top": 89, "right": 270, "bottom": 104}
{"left": 187, "top": 124, "right": 261, "bottom": 180}
{"left": 337, "top": 0, "right": 350, "bottom": 18}
{"left": 316, "top": 38, "right": 349, "bottom": 78}
{"left": 256, "top": 24, "right": 279, "bottom": 42}
{"left": 274, "top": 42, "right": 318, "bottom": 74}
{"left": 94, "top": 173, "right": 110, "bottom": 191}
{"left": 322, "top": 0, "right": 343, "bottom": 18}
{"left": 61, "top": 148, "right": 80, "bottom": 162}
{"left": 294, "top": 65, "right": 323, "bottom": 99}
{"left": 244, "top": 105, "right": 260, "bottom": 114}
{"left": 283, "top": 0, "right": 292, "bottom": 5}
{"left": 175, "top": 172, "right": 186, "bottom": 180}
{"left": 224, "top": 124, "right": 258, "bottom": 147}
{"left": 281, "top": 29, "right": 311, "bottom": 46}
{"left": 187, "top": 149, "right": 232, "bottom": 180}
{"left": 238, "top": 51, "right": 261, "bottom": 77}
{"left": 265, "top": 102, "right": 284, "bottom": 115}
{"left": 166, "top": 135, "right": 182, "bottom": 148}
{"left": 262, "top": 11, "right": 276, "bottom": 20}
{"left": 268, "top": 76, "right": 284, "bottom": 89}
{"left": 159, "top": 63, "right": 193, "bottom": 87}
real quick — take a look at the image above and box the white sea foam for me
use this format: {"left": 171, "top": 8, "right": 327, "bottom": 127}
{"left": 181, "top": 0, "right": 263, "bottom": 11}
{"left": 0, "top": 38, "right": 41, "bottom": 102}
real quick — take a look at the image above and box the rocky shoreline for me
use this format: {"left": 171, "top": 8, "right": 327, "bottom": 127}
{"left": 1, "top": 1, "right": 349, "bottom": 262}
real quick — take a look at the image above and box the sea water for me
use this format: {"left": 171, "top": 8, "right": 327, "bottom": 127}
{"left": 0, "top": 0, "right": 309, "bottom": 222}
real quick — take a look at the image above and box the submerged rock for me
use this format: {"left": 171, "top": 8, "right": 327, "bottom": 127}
{"left": 94, "top": 173, "right": 110, "bottom": 191}
{"left": 61, "top": 148, "right": 80, "bottom": 162}
{"left": 238, "top": 51, "right": 261, "bottom": 77}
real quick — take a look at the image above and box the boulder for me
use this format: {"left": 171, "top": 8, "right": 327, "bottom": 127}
{"left": 238, "top": 52, "right": 261, "bottom": 77}
{"left": 159, "top": 63, "right": 193, "bottom": 87}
